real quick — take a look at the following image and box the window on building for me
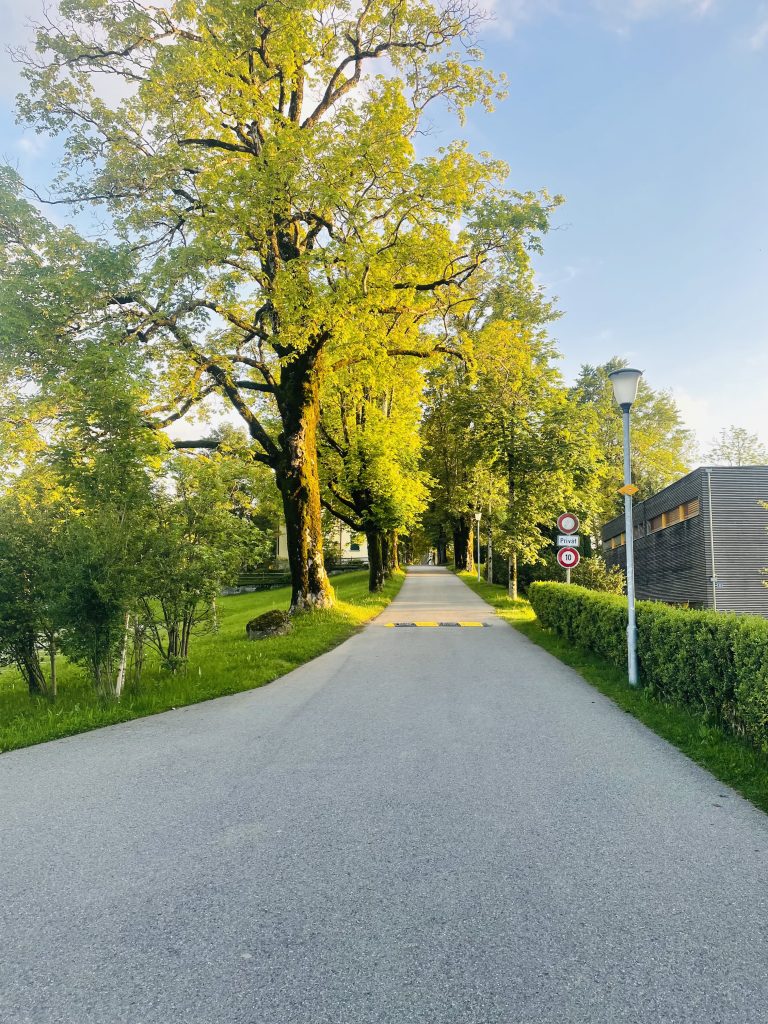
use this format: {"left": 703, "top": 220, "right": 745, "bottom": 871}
{"left": 351, "top": 542, "right": 360, "bottom": 552}
{"left": 647, "top": 499, "right": 700, "bottom": 536}
{"left": 608, "top": 532, "right": 626, "bottom": 550}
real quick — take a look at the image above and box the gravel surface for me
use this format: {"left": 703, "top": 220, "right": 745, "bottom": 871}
{"left": 1, "top": 567, "right": 767, "bottom": 1023}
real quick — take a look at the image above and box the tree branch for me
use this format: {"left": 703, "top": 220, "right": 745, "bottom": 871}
{"left": 234, "top": 379, "right": 276, "bottom": 394}
{"left": 321, "top": 498, "right": 363, "bottom": 533}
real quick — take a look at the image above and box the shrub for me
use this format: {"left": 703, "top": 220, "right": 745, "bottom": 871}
{"left": 528, "top": 582, "right": 768, "bottom": 751}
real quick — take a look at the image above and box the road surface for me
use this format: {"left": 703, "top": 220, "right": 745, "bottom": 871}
{"left": 1, "top": 567, "right": 767, "bottom": 1023}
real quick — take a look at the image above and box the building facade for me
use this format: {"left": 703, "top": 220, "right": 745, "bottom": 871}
{"left": 602, "top": 466, "right": 768, "bottom": 615}
{"left": 275, "top": 522, "right": 368, "bottom": 567}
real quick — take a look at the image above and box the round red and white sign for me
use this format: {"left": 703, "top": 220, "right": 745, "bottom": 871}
{"left": 557, "top": 513, "right": 580, "bottom": 535}
{"left": 557, "top": 548, "right": 581, "bottom": 569}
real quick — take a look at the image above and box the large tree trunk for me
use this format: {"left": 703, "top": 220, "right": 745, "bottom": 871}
{"left": 276, "top": 351, "right": 333, "bottom": 612}
{"left": 437, "top": 531, "right": 448, "bottom": 566}
{"left": 366, "top": 529, "right": 386, "bottom": 592}
{"left": 381, "top": 532, "right": 391, "bottom": 579}
{"left": 453, "top": 519, "right": 474, "bottom": 572}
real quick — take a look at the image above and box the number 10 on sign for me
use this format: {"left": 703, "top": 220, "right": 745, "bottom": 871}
{"left": 557, "top": 548, "right": 580, "bottom": 583}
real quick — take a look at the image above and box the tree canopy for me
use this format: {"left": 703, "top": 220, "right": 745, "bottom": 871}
{"left": 10, "top": 0, "right": 556, "bottom": 609}
{"left": 572, "top": 359, "right": 694, "bottom": 525}
{"left": 707, "top": 426, "right": 767, "bottom": 467}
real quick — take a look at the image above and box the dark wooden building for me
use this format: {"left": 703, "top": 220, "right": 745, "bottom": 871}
{"left": 602, "top": 466, "right": 768, "bottom": 615}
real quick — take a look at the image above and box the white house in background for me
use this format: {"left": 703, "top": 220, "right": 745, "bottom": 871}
{"left": 275, "top": 519, "right": 368, "bottom": 566}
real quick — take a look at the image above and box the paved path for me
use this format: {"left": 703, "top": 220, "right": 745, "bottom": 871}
{"left": 2, "top": 568, "right": 767, "bottom": 1024}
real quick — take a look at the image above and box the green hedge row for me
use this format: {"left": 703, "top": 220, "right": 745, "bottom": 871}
{"left": 528, "top": 582, "right": 768, "bottom": 751}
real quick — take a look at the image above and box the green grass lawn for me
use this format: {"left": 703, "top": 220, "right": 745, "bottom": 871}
{"left": 457, "top": 571, "right": 768, "bottom": 815}
{"left": 0, "top": 570, "right": 404, "bottom": 755}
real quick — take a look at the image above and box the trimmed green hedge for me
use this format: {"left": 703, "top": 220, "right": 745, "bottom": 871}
{"left": 528, "top": 582, "right": 768, "bottom": 751}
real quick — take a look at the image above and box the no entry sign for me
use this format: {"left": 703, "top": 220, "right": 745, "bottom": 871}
{"left": 557, "top": 548, "right": 581, "bottom": 570}
{"left": 557, "top": 512, "right": 580, "bottom": 535}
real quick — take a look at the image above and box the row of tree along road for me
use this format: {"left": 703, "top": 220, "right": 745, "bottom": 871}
{"left": 0, "top": 0, "right": 693, "bottom": 699}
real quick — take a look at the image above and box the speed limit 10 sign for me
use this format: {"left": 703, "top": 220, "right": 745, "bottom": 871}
{"left": 557, "top": 548, "right": 581, "bottom": 570}
{"left": 557, "top": 513, "right": 580, "bottom": 535}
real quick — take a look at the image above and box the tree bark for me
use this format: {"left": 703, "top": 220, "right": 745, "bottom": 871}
{"left": 509, "top": 552, "right": 519, "bottom": 600}
{"left": 276, "top": 349, "right": 333, "bottom": 612}
{"left": 114, "top": 613, "right": 131, "bottom": 699}
{"left": 381, "top": 532, "right": 391, "bottom": 580}
{"left": 437, "top": 531, "right": 447, "bottom": 566}
{"left": 453, "top": 519, "right": 474, "bottom": 572}
{"left": 366, "top": 529, "right": 386, "bottom": 592}
{"left": 389, "top": 531, "right": 399, "bottom": 572}
{"left": 18, "top": 642, "right": 47, "bottom": 698}
{"left": 48, "top": 637, "right": 57, "bottom": 700}
{"left": 486, "top": 528, "right": 493, "bottom": 585}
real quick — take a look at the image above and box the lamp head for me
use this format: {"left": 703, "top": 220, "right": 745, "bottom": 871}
{"left": 608, "top": 367, "right": 643, "bottom": 411}
{"left": 474, "top": 511, "right": 482, "bottom": 523}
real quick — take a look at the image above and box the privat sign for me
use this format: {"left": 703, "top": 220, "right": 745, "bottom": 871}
{"left": 557, "top": 535, "right": 580, "bottom": 548}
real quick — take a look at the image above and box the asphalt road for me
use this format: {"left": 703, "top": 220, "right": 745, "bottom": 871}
{"left": 2, "top": 567, "right": 768, "bottom": 1024}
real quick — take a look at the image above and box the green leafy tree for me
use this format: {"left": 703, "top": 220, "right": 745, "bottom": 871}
{"left": 422, "top": 259, "right": 600, "bottom": 593}
{"left": 708, "top": 426, "right": 767, "bottom": 467}
{"left": 319, "top": 356, "right": 430, "bottom": 591}
{"left": 572, "top": 359, "right": 694, "bottom": 526}
{"left": 467, "top": 320, "right": 602, "bottom": 597}
{"left": 15, "top": 0, "right": 554, "bottom": 611}
{"left": 421, "top": 368, "right": 482, "bottom": 572}
{"left": 51, "top": 350, "right": 164, "bottom": 697}
{"left": 138, "top": 450, "right": 269, "bottom": 670}
{"left": 0, "top": 483, "right": 64, "bottom": 698}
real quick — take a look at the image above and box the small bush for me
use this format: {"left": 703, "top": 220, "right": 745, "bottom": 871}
{"left": 528, "top": 582, "right": 768, "bottom": 751}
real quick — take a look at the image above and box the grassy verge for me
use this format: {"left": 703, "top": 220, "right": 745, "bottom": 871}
{"left": 0, "top": 570, "right": 404, "bottom": 755}
{"left": 457, "top": 571, "right": 768, "bottom": 815}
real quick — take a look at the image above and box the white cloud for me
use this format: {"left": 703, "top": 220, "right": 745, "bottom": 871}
{"left": 14, "top": 134, "right": 46, "bottom": 156}
{"left": 480, "top": 0, "right": 538, "bottom": 37}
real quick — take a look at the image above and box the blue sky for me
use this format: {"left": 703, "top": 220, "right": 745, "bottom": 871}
{"left": 2, "top": 0, "right": 768, "bottom": 451}
{"left": 472, "top": 0, "right": 768, "bottom": 450}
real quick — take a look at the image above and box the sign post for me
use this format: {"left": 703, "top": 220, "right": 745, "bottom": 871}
{"left": 557, "top": 547, "right": 580, "bottom": 584}
{"left": 556, "top": 513, "right": 580, "bottom": 583}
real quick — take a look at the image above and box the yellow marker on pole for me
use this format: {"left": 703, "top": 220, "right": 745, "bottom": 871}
{"left": 618, "top": 484, "right": 639, "bottom": 497}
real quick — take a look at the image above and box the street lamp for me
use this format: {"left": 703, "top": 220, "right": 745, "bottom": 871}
{"left": 609, "top": 367, "right": 643, "bottom": 688}
{"left": 474, "top": 510, "right": 482, "bottom": 582}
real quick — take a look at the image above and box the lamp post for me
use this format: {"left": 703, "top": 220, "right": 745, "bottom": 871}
{"left": 609, "top": 367, "right": 643, "bottom": 687}
{"left": 474, "top": 510, "right": 482, "bottom": 582}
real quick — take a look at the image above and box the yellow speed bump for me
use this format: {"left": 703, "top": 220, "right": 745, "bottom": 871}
{"left": 385, "top": 622, "right": 489, "bottom": 628}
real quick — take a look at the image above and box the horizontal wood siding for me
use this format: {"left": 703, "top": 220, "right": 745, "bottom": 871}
{"left": 603, "top": 467, "right": 768, "bottom": 615}
{"left": 603, "top": 470, "right": 708, "bottom": 607}
{"left": 709, "top": 467, "right": 768, "bottom": 616}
